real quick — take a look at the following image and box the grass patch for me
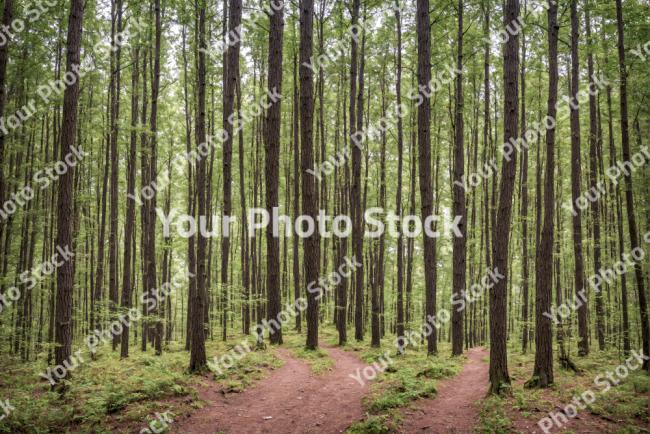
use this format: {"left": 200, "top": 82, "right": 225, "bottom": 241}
{"left": 0, "top": 336, "right": 281, "bottom": 433}
{"left": 288, "top": 346, "right": 334, "bottom": 375}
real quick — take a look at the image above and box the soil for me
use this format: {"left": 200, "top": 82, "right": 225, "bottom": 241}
{"left": 171, "top": 342, "right": 371, "bottom": 434}
{"left": 396, "top": 347, "right": 490, "bottom": 434}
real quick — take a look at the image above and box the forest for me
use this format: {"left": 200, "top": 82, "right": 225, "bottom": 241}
{"left": 0, "top": 0, "right": 649, "bottom": 432}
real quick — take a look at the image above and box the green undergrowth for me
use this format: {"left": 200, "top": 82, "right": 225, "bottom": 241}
{"left": 475, "top": 343, "right": 650, "bottom": 434}
{"left": 348, "top": 412, "right": 401, "bottom": 433}
{"left": 0, "top": 336, "right": 280, "bottom": 434}
{"left": 281, "top": 326, "right": 335, "bottom": 375}
{"left": 330, "top": 326, "right": 464, "bottom": 433}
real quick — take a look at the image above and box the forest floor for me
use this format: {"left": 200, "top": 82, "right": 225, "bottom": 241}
{"left": 2, "top": 324, "right": 650, "bottom": 434}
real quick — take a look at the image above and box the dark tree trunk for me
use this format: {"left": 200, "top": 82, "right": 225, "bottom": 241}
{"left": 54, "top": 0, "right": 83, "bottom": 383}
{"left": 520, "top": 15, "right": 529, "bottom": 355}
{"left": 293, "top": 40, "right": 301, "bottom": 334}
{"left": 451, "top": 0, "right": 466, "bottom": 357}
{"left": 0, "top": 0, "right": 14, "bottom": 252}
{"left": 266, "top": 0, "right": 284, "bottom": 346}
{"left": 222, "top": 0, "right": 242, "bottom": 342}
{"left": 189, "top": 0, "right": 208, "bottom": 373}
{"left": 120, "top": 46, "right": 139, "bottom": 359}
{"left": 149, "top": 0, "right": 162, "bottom": 356}
{"left": 615, "top": 0, "right": 649, "bottom": 369}
{"left": 394, "top": 3, "right": 405, "bottom": 349}
{"left": 569, "top": 0, "right": 588, "bottom": 357}
{"left": 489, "top": 0, "right": 519, "bottom": 394}
{"left": 527, "top": 0, "right": 558, "bottom": 389}
{"left": 300, "top": 0, "right": 319, "bottom": 350}
{"left": 353, "top": 6, "right": 365, "bottom": 342}
{"left": 108, "top": 0, "right": 122, "bottom": 352}
{"left": 586, "top": 8, "right": 604, "bottom": 352}
{"left": 415, "top": 0, "right": 438, "bottom": 356}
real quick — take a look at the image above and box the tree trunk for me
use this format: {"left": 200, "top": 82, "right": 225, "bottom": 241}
{"left": 54, "top": 0, "right": 83, "bottom": 384}
{"left": 615, "top": 0, "right": 649, "bottom": 370}
{"left": 300, "top": 0, "right": 319, "bottom": 350}
{"left": 586, "top": 8, "right": 604, "bottom": 352}
{"left": 527, "top": 0, "right": 558, "bottom": 390}
{"left": 415, "top": 0, "right": 438, "bottom": 356}
{"left": 266, "top": 0, "right": 284, "bottom": 346}
{"left": 120, "top": 46, "right": 139, "bottom": 359}
{"left": 452, "top": 0, "right": 466, "bottom": 357}
{"left": 222, "top": 0, "right": 242, "bottom": 342}
{"left": 394, "top": 3, "right": 405, "bottom": 350}
{"left": 189, "top": 0, "right": 208, "bottom": 373}
{"left": 489, "top": 0, "right": 519, "bottom": 394}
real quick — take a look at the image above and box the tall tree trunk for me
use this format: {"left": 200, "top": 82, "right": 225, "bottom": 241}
{"left": 120, "top": 46, "right": 139, "bottom": 359}
{"left": 149, "top": 0, "right": 162, "bottom": 356}
{"left": 415, "top": 0, "right": 438, "bottom": 355}
{"left": 586, "top": 8, "right": 604, "bottom": 352}
{"left": 108, "top": 0, "right": 122, "bottom": 352}
{"left": 189, "top": 0, "right": 208, "bottom": 372}
{"left": 293, "top": 37, "right": 301, "bottom": 334}
{"left": 353, "top": 7, "right": 365, "bottom": 342}
{"left": 300, "top": 0, "right": 319, "bottom": 350}
{"left": 54, "top": 0, "right": 83, "bottom": 383}
{"left": 615, "top": 0, "right": 649, "bottom": 369}
{"left": 222, "top": 0, "right": 242, "bottom": 343}
{"left": 0, "top": 0, "right": 14, "bottom": 253}
{"left": 527, "top": 0, "right": 558, "bottom": 389}
{"left": 489, "top": 0, "right": 519, "bottom": 394}
{"left": 520, "top": 12, "right": 530, "bottom": 355}
{"left": 452, "top": 0, "right": 466, "bottom": 357}
{"left": 266, "top": 0, "right": 284, "bottom": 345}
{"left": 394, "top": 3, "right": 405, "bottom": 350}
{"left": 569, "top": 0, "right": 588, "bottom": 357}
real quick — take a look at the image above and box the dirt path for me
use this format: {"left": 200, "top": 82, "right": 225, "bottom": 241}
{"left": 397, "top": 347, "right": 490, "bottom": 434}
{"left": 173, "top": 343, "right": 370, "bottom": 434}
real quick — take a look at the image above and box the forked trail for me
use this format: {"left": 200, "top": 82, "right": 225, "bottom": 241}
{"left": 174, "top": 343, "right": 370, "bottom": 434}
{"left": 174, "top": 345, "right": 490, "bottom": 434}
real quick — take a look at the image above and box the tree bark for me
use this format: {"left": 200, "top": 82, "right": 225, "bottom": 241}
{"left": 527, "top": 0, "right": 558, "bottom": 389}
{"left": 489, "top": 0, "right": 519, "bottom": 394}
{"left": 452, "top": 0, "right": 467, "bottom": 357}
{"left": 189, "top": 0, "right": 208, "bottom": 373}
{"left": 615, "top": 0, "right": 649, "bottom": 370}
{"left": 54, "top": 0, "right": 83, "bottom": 383}
{"left": 266, "top": 0, "right": 284, "bottom": 345}
{"left": 569, "top": 0, "right": 589, "bottom": 357}
{"left": 300, "top": 0, "right": 319, "bottom": 350}
{"left": 586, "top": 8, "right": 604, "bottom": 352}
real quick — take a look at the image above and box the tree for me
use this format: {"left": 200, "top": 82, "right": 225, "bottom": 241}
{"left": 222, "top": 0, "right": 242, "bottom": 343}
{"left": 451, "top": 0, "right": 467, "bottom": 357}
{"left": 416, "top": 0, "right": 438, "bottom": 356}
{"left": 189, "top": 0, "right": 208, "bottom": 373}
{"left": 615, "top": 0, "right": 649, "bottom": 369}
{"left": 527, "top": 0, "right": 558, "bottom": 389}
{"left": 0, "top": 0, "right": 14, "bottom": 251}
{"left": 266, "top": 0, "right": 285, "bottom": 346}
{"left": 489, "top": 0, "right": 519, "bottom": 394}
{"left": 54, "top": 0, "right": 84, "bottom": 384}
{"left": 394, "top": 2, "right": 405, "bottom": 350}
{"left": 300, "top": 0, "right": 319, "bottom": 350}
{"left": 569, "top": 0, "right": 588, "bottom": 357}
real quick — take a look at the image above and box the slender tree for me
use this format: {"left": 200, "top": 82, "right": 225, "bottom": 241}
{"left": 527, "top": 0, "right": 558, "bottom": 389}
{"left": 489, "top": 0, "right": 519, "bottom": 394}
{"left": 266, "top": 0, "right": 285, "bottom": 345}
{"left": 54, "top": 0, "right": 84, "bottom": 383}
{"left": 451, "top": 0, "right": 466, "bottom": 357}
{"left": 615, "top": 0, "right": 649, "bottom": 369}
{"left": 300, "top": 0, "right": 319, "bottom": 350}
